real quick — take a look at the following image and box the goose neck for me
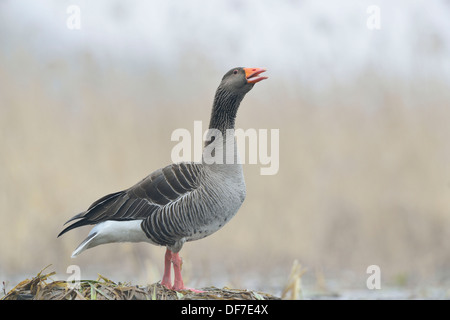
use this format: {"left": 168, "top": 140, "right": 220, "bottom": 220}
{"left": 208, "top": 86, "right": 243, "bottom": 134}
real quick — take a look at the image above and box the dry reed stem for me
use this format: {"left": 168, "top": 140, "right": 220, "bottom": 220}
{"left": 281, "top": 260, "right": 307, "bottom": 300}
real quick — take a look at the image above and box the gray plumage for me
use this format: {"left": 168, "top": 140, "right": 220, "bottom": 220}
{"left": 58, "top": 67, "right": 267, "bottom": 259}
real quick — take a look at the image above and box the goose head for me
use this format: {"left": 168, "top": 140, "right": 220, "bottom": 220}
{"left": 219, "top": 67, "right": 268, "bottom": 95}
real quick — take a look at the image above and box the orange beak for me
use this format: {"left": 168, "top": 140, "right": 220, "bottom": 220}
{"left": 244, "top": 68, "right": 268, "bottom": 84}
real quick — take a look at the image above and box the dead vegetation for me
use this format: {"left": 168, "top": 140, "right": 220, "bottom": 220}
{"left": 281, "top": 260, "right": 307, "bottom": 300}
{"left": 1, "top": 267, "right": 282, "bottom": 300}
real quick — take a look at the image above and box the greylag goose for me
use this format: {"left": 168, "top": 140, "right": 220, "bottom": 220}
{"left": 58, "top": 67, "right": 268, "bottom": 291}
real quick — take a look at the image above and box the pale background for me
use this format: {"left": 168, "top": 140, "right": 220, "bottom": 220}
{"left": 1, "top": 0, "right": 449, "bottom": 298}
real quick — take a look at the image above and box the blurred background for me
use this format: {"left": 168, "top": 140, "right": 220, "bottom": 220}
{"left": 1, "top": 0, "right": 449, "bottom": 298}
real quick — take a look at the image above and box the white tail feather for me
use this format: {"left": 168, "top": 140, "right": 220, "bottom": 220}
{"left": 71, "top": 232, "right": 98, "bottom": 258}
{"left": 70, "top": 220, "right": 151, "bottom": 258}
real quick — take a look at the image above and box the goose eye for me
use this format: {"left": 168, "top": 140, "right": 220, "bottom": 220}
{"left": 233, "top": 69, "right": 238, "bottom": 75}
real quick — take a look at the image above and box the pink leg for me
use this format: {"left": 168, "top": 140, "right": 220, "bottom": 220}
{"left": 171, "top": 252, "right": 185, "bottom": 291}
{"left": 171, "top": 252, "right": 204, "bottom": 293}
{"left": 160, "top": 248, "right": 172, "bottom": 289}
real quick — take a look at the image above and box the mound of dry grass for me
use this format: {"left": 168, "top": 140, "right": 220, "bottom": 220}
{"left": 1, "top": 267, "right": 281, "bottom": 300}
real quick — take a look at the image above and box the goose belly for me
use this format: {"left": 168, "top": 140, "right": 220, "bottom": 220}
{"left": 186, "top": 182, "right": 246, "bottom": 242}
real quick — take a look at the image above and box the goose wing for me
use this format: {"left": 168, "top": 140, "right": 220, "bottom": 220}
{"left": 58, "top": 162, "right": 202, "bottom": 237}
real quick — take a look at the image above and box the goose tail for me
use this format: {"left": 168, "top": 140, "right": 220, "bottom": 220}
{"left": 71, "top": 231, "right": 98, "bottom": 258}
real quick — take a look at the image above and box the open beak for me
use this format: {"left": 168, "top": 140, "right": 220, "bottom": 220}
{"left": 244, "top": 68, "right": 268, "bottom": 84}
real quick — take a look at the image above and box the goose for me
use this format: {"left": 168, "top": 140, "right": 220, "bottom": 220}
{"left": 58, "top": 67, "right": 268, "bottom": 291}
